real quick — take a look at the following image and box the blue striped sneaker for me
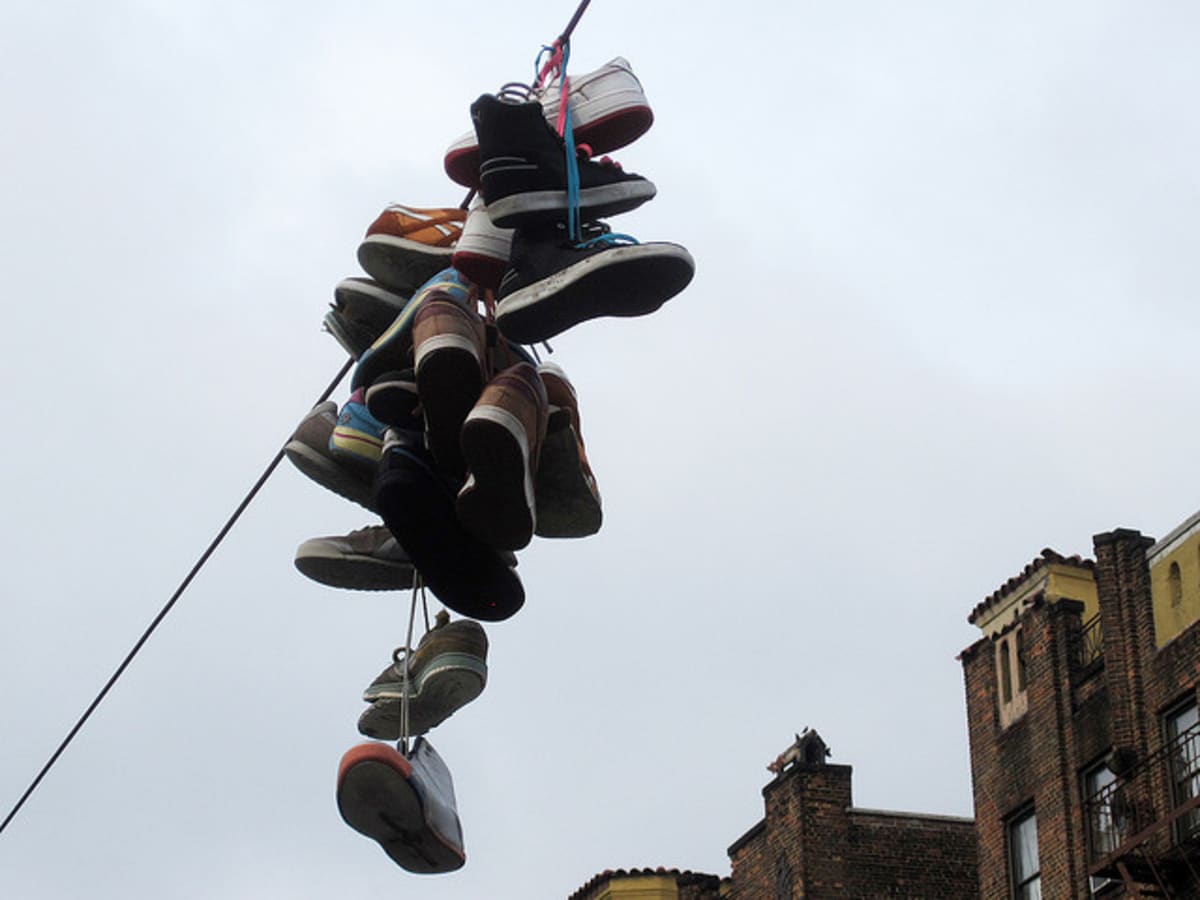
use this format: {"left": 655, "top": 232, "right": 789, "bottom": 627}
{"left": 330, "top": 388, "right": 386, "bottom": 468}
{"left": 351, "top": 267, "right": 474, "bottom": 393}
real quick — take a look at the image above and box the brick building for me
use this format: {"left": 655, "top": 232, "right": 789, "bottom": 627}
{"left": 724, "top": 729, "right": 977, "bottom": 899}
{"left": 961, "top": 510, "right": 1200, "bottom": 898}
{"left": 571, "top": 509, "right": 1200, "bottom": 898}
{"left": 569, "top": 730, "right": 977, "bottom": 899}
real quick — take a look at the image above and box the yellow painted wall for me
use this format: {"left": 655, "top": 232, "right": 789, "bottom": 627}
{"left": 972, "top": 563, "right": 1099, "bottom": 638}
{"left": 593, "top": 875, "right": 680, "bottom": 900}
{"left": 1044, "top": 565, "right": 1100, "bottom": 621}
{"left": 1151, "top": 530, "right": 1200, "bottom": 646}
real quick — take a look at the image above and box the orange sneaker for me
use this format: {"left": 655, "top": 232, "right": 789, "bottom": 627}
{"left": 357, "top": 205, "right": 466, "bottom": 295}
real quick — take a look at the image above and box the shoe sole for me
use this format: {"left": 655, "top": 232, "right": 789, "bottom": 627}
{"left": 284, "top": 440, "right": 377, "bottom": 512}
{"left": 375, "top": 449, "right": 525, "bottom": 621}
{"left": 451, "top": 226, "right": 513, "bottom": 292}
{"left": 337, "top": 749, "right": 465, "bottom": 873}
{"left": 358, "top": 655, "right": 488, "bottom": 739}
{"left": 293, "top": 543, "right": 414, "bottom": 591}
{"left": 415, "top": 335, "right": 485, "bottom": 478}
{"left": 483, "top": 179, "right": 657, "bottom": 230}
{"left": 333, "top": 278, "right": 407, "bottom": 332}
{"left": 457, "top": 406, "right": 536, "bottom": 551}
{"left": 534, "top": 424, "right": 602, "bottom": 538}
{"left": 357, "top": 235, "right": 455, "bottom": 296}
{"left": 323, "top": 309, "right": 369, "bottom": 359}
{"left": 496, "top": 243, "right": 695, "bottom": 344}
{"left": 365, "top": 376, "right": 419, "bottom": 428}
{"left": 451, "top": 250, "right": 509, "bottom": 292}
{"left": 549, "top": 104, "right": 653, "bottom": 153}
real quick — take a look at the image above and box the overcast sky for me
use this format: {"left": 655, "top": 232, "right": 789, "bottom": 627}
{"left": 2, "top": 1, "right": 1199, "bottom": 896}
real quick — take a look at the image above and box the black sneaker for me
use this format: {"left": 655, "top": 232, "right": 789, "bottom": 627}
{"left": 323, "top": 277, "right": 409, "bottom": 358}
{"left": 373, "top": 429, "right": 524, "bottom": 621}
{"left": 471, "top": 92, "right": 656, "bottom": 229}
{"left": 364, "top": 369, "right": 420, "bottom": 428}
{"left": 323, "top": 308, "right": 377, "bottom": 359}
{"left": 494, "top": 224, "right": 695, "bottom": 344}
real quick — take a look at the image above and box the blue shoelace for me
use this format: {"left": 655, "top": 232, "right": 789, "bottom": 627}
{"left": 533, "top": 41, "right": 641, "bottom": 249}
{"left": 576, "top": 231, "right": 639, "bottom": 249}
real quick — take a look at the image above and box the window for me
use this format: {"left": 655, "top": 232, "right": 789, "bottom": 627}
{"left": 1165, "top": 701, "right": 1200, "bottom": 840}
{"left": 996, "top": 629, "right": 1029, "bottom": 727}
{"left": 774, "top": 857, "right": 794, "bottom": 900}
{"left": 1008, "top": 808, "right": 1041, "bottom": 899}
{"left": 1170, "top": 562, "right": 1183, "bottom": 608}
{"left": 1082, "top": 761, "right": 1122, "bottom": 858}
{"left": 1000, "top": 639, "right": 1014, "bottom": 703}
{"left": 1015, "top": 628, "right": 1027, "bottom": 691}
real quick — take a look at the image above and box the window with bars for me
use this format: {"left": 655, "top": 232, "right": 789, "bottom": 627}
{"left": 1165, "top": 701, "right": 1200, "bottom": 841}
{"left": 1082, "top": 760, "right": 1122, "bottom": 858}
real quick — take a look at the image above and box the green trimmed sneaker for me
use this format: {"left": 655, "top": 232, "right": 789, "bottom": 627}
{"left": 358, "top": 614, "right": 489, "bottom": 740}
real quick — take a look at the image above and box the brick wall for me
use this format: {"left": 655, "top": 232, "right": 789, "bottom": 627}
{"left": 961, "top": 594, "right": 1099, "bottom": 898}
{"left": 728, "top": 762, "right": 976, "bottom": 899}
{"left": 962, "top": 524, "right": 1200, "bottom": 899}
{"left": 847, "top": 810, "right": 977, "bottom": 897}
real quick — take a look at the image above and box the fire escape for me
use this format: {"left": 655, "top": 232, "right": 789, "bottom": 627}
{"left": 1079, "top": 617, "right": 1200, "bottom": 897}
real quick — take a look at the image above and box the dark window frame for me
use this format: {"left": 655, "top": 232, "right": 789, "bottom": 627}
{"left": 1007, "top": 805, "right": 1041, "bottom": 900}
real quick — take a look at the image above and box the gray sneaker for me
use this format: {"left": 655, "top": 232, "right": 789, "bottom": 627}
{"left": 294, "top": 526, "right": 414, "bottom": 591}
{"left": 283, "top": 402, "right": 377, "bottom": 512}
{"left": 358, "top": 615, "right": 489, "bottom": 740}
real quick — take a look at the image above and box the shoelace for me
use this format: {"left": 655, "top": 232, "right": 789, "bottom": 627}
{"left": 532, "top": 41, "right": 586, "bottom": 242}
{"left": 572, "top": 219, "right": 639, "bottom": 250}
{"left": 532, "top": 40, "right": 641, "bottom": 249}
{"left": 576, "top": 231, "right": 639, "bottom": 249}
{"left": 495, "top": 81, "right": 534, "bottom": 104}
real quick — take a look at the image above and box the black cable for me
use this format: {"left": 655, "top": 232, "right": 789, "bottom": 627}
{"left": 0, "top": 356, "right": 354, "bottom": 836}
{"left": 557, "top": 0, "right": 592, "bottom": 43}
{"left": 457, "top": 0, "right": 592, "bottom": 215}
{"left": 2, "top": 0, "right": 598, "bottom": 840}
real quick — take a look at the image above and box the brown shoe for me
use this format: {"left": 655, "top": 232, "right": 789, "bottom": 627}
{"left": 413, "top": 299, "right": 487, "bottom": 477}
{"left": 456, "top": 363, "right": 548, "bottom": 551}
{"left": 534, "top": 363, "right": 602, "bottom": 538}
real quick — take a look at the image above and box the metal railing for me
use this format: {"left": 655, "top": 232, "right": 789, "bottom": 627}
{"left": 1073, "top": 613, "right": 1104, "bottom": 672}
{"left": 1084, "top": 721, "right": 1200, "bottom": 866}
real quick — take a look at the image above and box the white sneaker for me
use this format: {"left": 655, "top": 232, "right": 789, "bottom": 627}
{"left": 444, "top": 57, "right": 653, "bottom": 188}
{"left": 451, "top": 198, "right": 514, "bottom": 292}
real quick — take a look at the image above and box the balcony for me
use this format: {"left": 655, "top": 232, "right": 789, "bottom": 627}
{"left": 1073, "top": 613, "right": 1104, "bottom": 673}
{"left": 1084, "top": 721, "right": 1200, "bottom": 890}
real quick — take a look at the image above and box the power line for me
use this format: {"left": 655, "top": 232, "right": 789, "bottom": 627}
{"left": 2, "top": 0, "right": 599, "bottom": 837}
{"left": 0, "top": 357, "right": 353, "bottom": 836}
